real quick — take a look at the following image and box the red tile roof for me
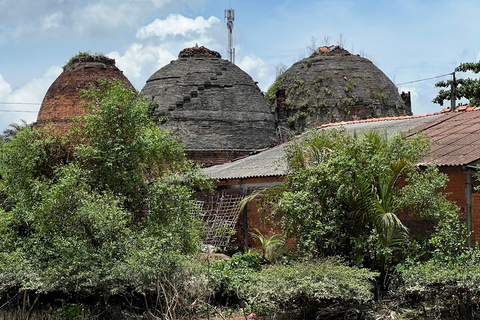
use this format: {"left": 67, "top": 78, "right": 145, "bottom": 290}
{"left": 316, "top": 112, "right": 442, "bottom": 130}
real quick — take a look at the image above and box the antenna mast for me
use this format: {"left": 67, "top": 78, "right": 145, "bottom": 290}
{"left": 224, "top": 8, "right": 235, "bottom": 64}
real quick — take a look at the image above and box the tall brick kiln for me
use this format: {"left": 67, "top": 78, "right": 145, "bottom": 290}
{"left": 271, "top": 46, "right": 412, "bottom": 135}
{"left": 141, "top": 46, "right": 277, "bottom": 166}
{"left": 35, "top": 55, "right": 134, "bottom": 131}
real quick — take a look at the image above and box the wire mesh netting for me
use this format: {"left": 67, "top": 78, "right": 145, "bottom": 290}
{"left": 196, "top": 189, "right": 245, "bottom": 249}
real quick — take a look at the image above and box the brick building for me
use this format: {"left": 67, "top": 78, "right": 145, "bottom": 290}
{"left": 140, "top": 45, "right": 277, "bottom": 167}
{"left": 202, "top": 112, "right": 454, "bottom": 248}
{"left": 34, "top": 55, "right": 134, "bottom": 131}
{"left": 406, "top": 107, "right": 480, "bottom": 245}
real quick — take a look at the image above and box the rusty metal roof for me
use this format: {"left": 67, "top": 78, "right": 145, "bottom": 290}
{"left": 406, "top": 109, "right": 480, "bottom": 166}
{"left": 204, "top": 113, "right": 444, "bottom": 180}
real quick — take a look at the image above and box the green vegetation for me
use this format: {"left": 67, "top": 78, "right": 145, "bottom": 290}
{"left": 63, "top": 51, "right": 106, "bottom": 69}
{"left": 344, "top": 78, "right": 356, "bottom": 92}
{"left": 239, "top": 258, "right": 377, "bottom": 317}
{"left": 1, "top": 119, "right": 32, "bottom": 142}
{"left": 2, "top": 79, "right": 480, "bottom": 319}
{"left": 377, "top": 92, "right": 386, "bottom": 102}
{"left": 209, "top": 253, "right": 377, "bottom": 318}
{"left": 0, "top": 80, "right": 209, "bottom": 318}
{"left": 343, "top": 96, "right": 360, "bottom": 106}
{"left": 251, "top": 228, "right": 284, "bottom": 263}
{"left": 433, "top": 61, "right": 480, "bottom": 107}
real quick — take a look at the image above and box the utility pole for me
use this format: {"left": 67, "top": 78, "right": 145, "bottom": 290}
{"left": 451, "top": 72, "right": 456, "bottom": 111}
{"left": 225, "top": 8, "right": 235, "bottom": 64}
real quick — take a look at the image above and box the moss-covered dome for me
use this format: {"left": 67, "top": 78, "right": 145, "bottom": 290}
{"left": 141, "top": 46, "right": 276, "bottom": 166}
{"left": 268, "top": 46, "right": 412, "bottom": 134}
{"left": 35, "top": 54, "right": 134, "bottom": 131}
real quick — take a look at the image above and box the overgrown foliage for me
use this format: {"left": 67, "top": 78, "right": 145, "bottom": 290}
{"left": 209, "top": 253, "right": 377, "bottom": 318}
{"left": 262, "top": 129, "right": 456, "bottom": 284}
{"left": 401, "top": 257, "right": 480, "bottom": 319}
{"left": 251, "top": 228, "right": 285, "bottom": 263}
{"left": 62, "top": 51, "right": 105, "bottom": 69}
{"left": 240, "top": 258, "right": 377, "bottom": 317}
{"left": 1, "top": 119, "right": 32, "bottom": 142}
{"left": 433, "top": 61, "right": 480, "bottom": 107}
{"left": 0, "top": 80, "right": 209, "bottom": 318}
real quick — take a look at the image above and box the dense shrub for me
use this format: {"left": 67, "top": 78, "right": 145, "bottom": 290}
{"left": 401, "top": 259, "right": 480, "bottom": 319}
{"left": 0, "top": 80, "right": 209, "bottom": 319}
{"left": 239, "top": 258, "right": 378, "bottom": 317}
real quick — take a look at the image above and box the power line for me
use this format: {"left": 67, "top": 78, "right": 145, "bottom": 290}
{"left": 0, "top": 102, "right": 40, "bottom": 113}
{"left": 396, "top": 73, "right": 453, "bottom": 86}
{"left": 0, "top": 102, "right": 40, "bottom": 105}
{"left": 0, "top": 110, "right": 38, "bottom": 113}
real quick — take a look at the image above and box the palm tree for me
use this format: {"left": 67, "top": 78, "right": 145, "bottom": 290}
{"left": 2, "top": 119, "right": 32, "bottom": 142}
{"left": 251, "top": 228, "right": 285, "bottom": 263}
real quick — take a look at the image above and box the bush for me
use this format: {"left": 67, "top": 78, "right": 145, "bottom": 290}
{"left": 401, "top": 259, "right": 480, "bottom": 319}
{"left": 239, "top": 258, "right": 378, "bottom": 317}
{"left": 209, "top": 251, "right": 262, "bottom": 306}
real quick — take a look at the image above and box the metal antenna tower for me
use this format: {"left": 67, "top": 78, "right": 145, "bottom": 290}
{"left": 224, "top": 8, "right": 235, "bottom": 64}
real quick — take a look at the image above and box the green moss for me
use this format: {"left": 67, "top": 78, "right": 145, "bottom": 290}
{"left": 314, "top": 100, "right": 327, "bottom": 109}
{"left": 287, "top": 111, "right": 308, "bottom": 129}
{"left": 343, "top": 96, "right": 360, "bottom": 106}
{"left": 344, "top": 79, "right": 355, "bottom": 92}
{"left": 265, "top": 73, "right": 286, "bottom": 104}
{"left": 377, "top": 92, "right": 386, "bottom": 102}
{"left": 313, "top": 76, "right": 324, "bottom": 91}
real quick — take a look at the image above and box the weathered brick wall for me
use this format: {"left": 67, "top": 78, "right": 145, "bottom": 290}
{"left": 472, "top": 194, "right": 480, "bottom": 243}
{"left": 440, "top": 166, "right": 467, "bottom": 212}
{"left": 140, "top": 53, "right": 277, "bottom": 157}
{"left": 186, "top": 150, "right": 252, "bottom": 167}
{"left": 35, "top": 56, "right": 134, "bottom": 131}
{"left": 209, "top": 166, "right": 480, "bottom": 250}
{"left": 397, "top": 166, "right": 467, "bottom": 239}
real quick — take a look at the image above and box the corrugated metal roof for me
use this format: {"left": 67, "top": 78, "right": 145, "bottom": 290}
{"left": 406, "top": 109, "right": 480, "bottom": 166}
{"left": 202, "top": 144, "right": 287, "bottom": 180}
{"left": 204, "top": 113, "right": 445, "bottom": 180}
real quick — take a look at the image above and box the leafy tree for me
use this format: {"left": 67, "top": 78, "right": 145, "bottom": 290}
{"left": 0, "top": 80, "right": 209, "bottom": 316}
{"left": 264, "top": 129, "right": 454, "bottom": 280}
{"left": 433, "top": 62, "right": 480, "bottom": 107}
{"left": 75, "top": 79, "right": 190, "bottom": 217}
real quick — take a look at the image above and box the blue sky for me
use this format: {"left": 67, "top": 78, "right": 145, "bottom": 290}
{"left": 1, "top": 0, "right": 479, "bottom": 133}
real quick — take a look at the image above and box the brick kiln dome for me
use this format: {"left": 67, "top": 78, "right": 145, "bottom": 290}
{"left": 270, "top": 46, "right": 412, "bottom": 134}
{"left": 141, "top": 46, "right": 276, "bottom": 166}
{"left": 35, "top": 55, "right": 134, "bottom": 131}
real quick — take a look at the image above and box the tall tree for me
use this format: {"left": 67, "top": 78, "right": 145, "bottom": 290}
{"left": 433, "top": 62, "right": 480, "bottom": 107}
{"left": 0, "top": 80, "right": 209, "bottom": 306}
{"left": 265, "top": 129, "right": 454, "bottom": 277}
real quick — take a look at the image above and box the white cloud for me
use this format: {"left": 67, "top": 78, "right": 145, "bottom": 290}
{"left": 0, "top": 66, "right": 62, "bottom": 131}
{"left": 108, "top": 43, "right": 176, "bottom": 86}
{"left": 238, "top": 55, "right": 273, "bottom": 91}
{"left": 108, "top": 13, "right": 225, "bottom": 90}
{"left": 41, "top": 11, "right": 64, "bottom": 31}
{"left": 0, "top": 74, "right": 12, "bottom": 101}
{"left": 136, "top": 14, "right": 220, "bottom": 40}
{"left": 7, "top": 66, "right": 62, "bottom": 103}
